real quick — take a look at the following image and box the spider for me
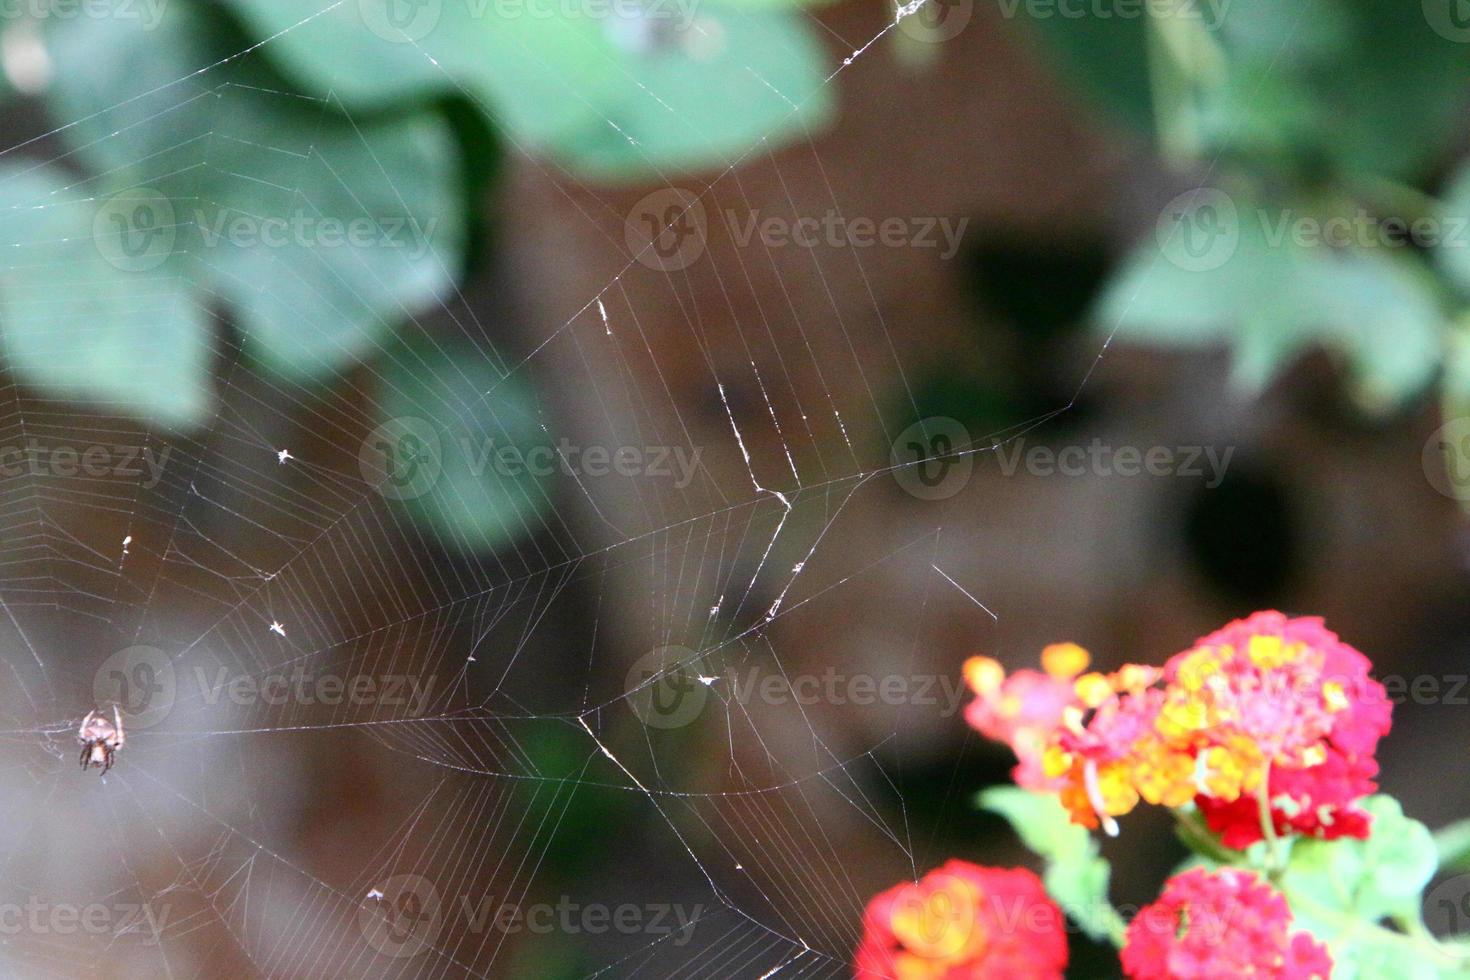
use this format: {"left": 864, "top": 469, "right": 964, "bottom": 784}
{"left": 78, "top": 706, "right": 124, "bottom": 774}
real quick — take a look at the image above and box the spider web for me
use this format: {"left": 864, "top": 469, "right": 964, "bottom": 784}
{"left": 0, "top": 1, "right": 1086, "bottom": 976}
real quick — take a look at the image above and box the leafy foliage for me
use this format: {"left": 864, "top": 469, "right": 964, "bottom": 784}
{"left": 1278, "top": 797, "right": 1449, "bottom": 979}
{"left": 0, "top": 0, "right": 834, "bottom": 550}
{"left": 977, "top": 785, "right": 1124, "bottom": 944}
{"left": 378, "top": 337, "right": 551, "bottom": 557}
{"left": 1022, "top": 0, "right": 1470, "bottom": 427}
{"left": 222, "top": 0, "right": 833, "bottom": 179}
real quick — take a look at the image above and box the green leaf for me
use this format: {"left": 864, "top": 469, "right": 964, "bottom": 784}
{"left": 41, "top": 2, "right": 467, "bottom": 382}
{"left": 0, "top": 167, "right": 213, "bottom": 427}
{"left": 1280, "top": 796, "right": 1447, "bottom": 980}
{"left": 977, "top": 786, "right": 1122, "bottom": 944}
{"left": 1434, "top": 161, "right": 1470, "bottom": 303}
{"left": 1435, "top": 818, "right": 1470, "bottom": 876}
{"left": 377, "top": 337, "right": 551, "bottom": 555}
{"left": 220, "top": 0, "right": 832, "bottom": 177}
{"left": 1016, "top": 9, "right": 1154, "bottom": 135}
{"left": 1095, "top": 191, "right": 1444, "bottom": 413}
{"left": 220, "top": 0, "right": 614, "bottom": 148}
{"left": 550, "top": 10, "right": 834, "bottom": 179}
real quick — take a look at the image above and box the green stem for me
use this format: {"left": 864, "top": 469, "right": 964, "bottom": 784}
{"left": 1174, "top": 808, "right": 1240, "bottom": 866}
{"left": 1257, "top": 768, "right": 1284, "bottom": 879}
{"left": 1290, "top": 894, "right": 1470, "bottom": 970}
{"left": 1144, "top": 0, "right": 1227, "bottom": 166}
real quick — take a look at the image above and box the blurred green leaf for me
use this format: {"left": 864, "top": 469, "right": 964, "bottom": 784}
{"left": 1283, "top": 796, "right": 1437, "bottom": 924}
{"left": 553, "top": 10, "right": 833, "bottom": 178}
{"left": 1435, "top": 816, "right": 1470, "bottom": 876}
{"left": 42, "top": 1, "right": 467, "bottom": 382}
{"left": 221, "top": 0, "right": 614, "bottom": 148}
{"left": 0, "top": 167, "right": 213, "bottom": 427}
{"left": 1096, "top": 192, "right": 1444, "bottom": 412}
{"left": 1021, "top": 0, "right": 1470, "bottom": 181}
{"left": 223, "top": 0, "right": 832, "bottom": 177}
{"left": 1280, "top": 796, "right": 1442, "bottom": 979}
{"left": 1016, "top": 8, "right": 1154, "bottom": 134}
{"left": 977, "top": 786, "right": 1123, "bottom": 944}
{"left": 1433, "top": 162, "right": 1470, "bottom": 303}
{"left": 379, "top": 337, "right": 551, "bottom": 555}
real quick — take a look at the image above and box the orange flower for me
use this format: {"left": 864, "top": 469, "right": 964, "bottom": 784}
{"left": 854, "top": 861, "right": 1067, "bottom": 979}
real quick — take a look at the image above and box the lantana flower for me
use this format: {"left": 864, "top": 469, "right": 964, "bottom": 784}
{"left": 1121, "top": 868, "right": 1331, "bottom": 979}
{"left": 1176, "top": 612, "right": 1391, "bottom": 847}
{"left": 962, "top": 612, "right": 1390, "bottom": 842}
{"left": 853, "top": 861, "right": 1067, "bottom": 979}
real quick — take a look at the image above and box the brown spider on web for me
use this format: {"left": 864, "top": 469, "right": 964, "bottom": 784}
{"left": 78, "top": 706, "right": 124, "bottom": 775}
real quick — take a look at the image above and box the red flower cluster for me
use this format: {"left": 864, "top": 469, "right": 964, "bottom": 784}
{"left": 1121, "top": 868, "right": 1331, "bottom": 979}
{"left": 963, "top": 611, "right": 1390, "bottom": 843}
{"left": 853, "top": 861, "right": 1067, "bottom": 979}
{"left": 1180, "top": 614, "right": 1391, "bottom": 848}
